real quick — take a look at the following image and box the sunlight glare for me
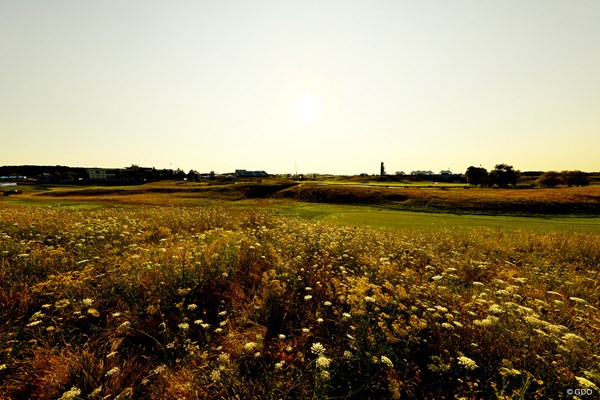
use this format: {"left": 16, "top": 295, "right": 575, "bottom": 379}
{"left": 292, "top": 93, "right": 321, "bottom": 122}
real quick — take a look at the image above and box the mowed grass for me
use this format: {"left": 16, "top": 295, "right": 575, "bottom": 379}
{"left": 272, "top": 202, "right": 600, "bottom": 233}
{"left": 0, "top": 199, "right": 599, "bottom": 399}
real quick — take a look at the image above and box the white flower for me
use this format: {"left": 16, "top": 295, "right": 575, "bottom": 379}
{"left": 218, "top": 353, "right": 230, "bottom": 364}
{"left": 278, "top": 334, "right": 286, "bottom": 340}
{"left": 275, "top": 361, "right": 285, "bottom": 370}
{"left": 82, "top": 298, "right": 94, "bottom": 307}
{"left": 457, "top": 356, "right": 478, "bottom": 370}
{"left": 58, "top": 386, "right": 81, "bottom": 400}
{"left": 105, "top": 366, "right": 120, "bottom": 376}
{"left": 311, "top": 342, "right": 326, "bottom": 355}
{"left": 187, "top": 304, "right": 197, "bottom": 311}
{"left": 178, "top": 322, "right": 189, "bottom": 330}
{"left": 210, "top": 369, "right": 221, "bottom": 382}
{"left": 364, "top": 296, "right": 376, "bottom": 303}
{"left": 323, "top": 301, "right": 332, "bottom": 306}
{"left": 380, "top": 356, "right": 394, "bottom": 368}
{"left": 244, "top": 342, "right": 257, "bottom": 351}
{"left": 304, "top": 295, "right": 313, "bottom": 301}
{"left": 489, "top": 304, "right": 505, "bottom": 314}
{"left": 316, "top": 356, "right": 331, "bottom": 369}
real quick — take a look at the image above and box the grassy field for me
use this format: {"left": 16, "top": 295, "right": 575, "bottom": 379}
{"left": 272, "top": 202, "right": 600, "bottom": 233}
{"left": 0, "top": 183, "right": 599, "bottom": 399}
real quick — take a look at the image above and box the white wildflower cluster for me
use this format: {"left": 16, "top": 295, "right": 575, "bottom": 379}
{"left": 474, "top": 315, "right": 499, "bottom": 326}
{"left": 380, "top": 355, "right": 394, "bottom": 368}
{"left": 316, "top": 355, "right": 331, "bottom": 369}
{"left": 178, "top": 322, "right": 189, "bottom": 330}
{"left": 311, "top": 342, "right": 326, "bottom": 355}
{"left": 58, "top": 386, "right": 81, "bottom": 400}
{"left": 457, "top": 356, "right": 478, "bottom": 370}
{"left": 244, "top": 342, "right": 257, "bottom": 351}
{"left": 82, "top": 298, "right": 94, "bottom": 307}
{"left": 210, "top": 369, "right": 221, "bottom": 382}
{"left": 274, "top": 360, "right": 286, "bottom": 370}
{"left": 488, "top": 304, "right": 505, "bottom": 314}
{"left": 218, "top": 352, "right": 230, "bottom": 364}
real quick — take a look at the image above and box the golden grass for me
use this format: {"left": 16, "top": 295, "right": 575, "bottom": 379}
{"left": 277, "top": 184, "right": 600, "bottom": 215}
{"left": 0, "top": 204, "right": 598, "bottom": 399}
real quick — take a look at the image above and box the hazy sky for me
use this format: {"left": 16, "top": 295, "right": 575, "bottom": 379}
{"left": 2, "top": 1, "right": 599, "bottom": 175}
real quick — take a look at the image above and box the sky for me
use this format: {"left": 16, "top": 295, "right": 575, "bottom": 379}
{"left": 1, "top": 0, "right": 599, "bottom": 175}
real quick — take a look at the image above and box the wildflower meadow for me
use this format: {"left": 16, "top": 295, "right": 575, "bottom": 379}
{"left": 0, "top": 204, "right": 598, "bottom": 399}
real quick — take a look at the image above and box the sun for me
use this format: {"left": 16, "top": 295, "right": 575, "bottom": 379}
{"left": 292, "top": 93, "right": 322, "bottom": 123}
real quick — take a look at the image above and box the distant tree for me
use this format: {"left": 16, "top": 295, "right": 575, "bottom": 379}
{"left": 561, "top": 170, "right": 589, "bottom": 187}
{"left": 489, "top": 164, "right": 518, "bottom": 188}
{"left": 174, "top": 169, "right": 186, "bottom": 180}
{"left": 465, "top": 166, "right": 488, "bottom": 187}
{"left": 537, "top": 171, "right": 561, "bottom": 188}
{"left": 187, "top": 169, "right": 199, "bottom": 181}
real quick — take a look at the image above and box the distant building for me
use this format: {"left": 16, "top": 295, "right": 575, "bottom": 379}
{"left": 86, "top": 168, "right": 118, "bottom": 181}
{"left": 235, "top": 169, "right": 269, "bottom": 178}
{"left": 410, "top": 170, "right": 434, "bottom": 176}
{"left": 380, "top": 162, "right": 386, "bottom": 176}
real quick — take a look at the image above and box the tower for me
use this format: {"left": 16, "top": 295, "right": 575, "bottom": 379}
{"left": 380, "top": 162, "right": 386, "bottom": 176}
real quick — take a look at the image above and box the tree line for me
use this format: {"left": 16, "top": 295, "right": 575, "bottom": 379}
{"left": 465, "top": 164, "right": 590, "bottom": 188}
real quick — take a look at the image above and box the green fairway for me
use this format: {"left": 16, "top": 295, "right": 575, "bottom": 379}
{"left": 272, "top": 201, "right": 600, "bottom": 232}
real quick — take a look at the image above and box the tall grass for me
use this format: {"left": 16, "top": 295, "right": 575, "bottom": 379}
{"left": 0, "top": 205, "right": 598, "bottom": 399}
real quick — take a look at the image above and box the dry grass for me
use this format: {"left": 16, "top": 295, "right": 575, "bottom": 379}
{"left": 0, "top": 204, "right": 598, "bottom": 399}
{"left": 277, "top": 185, "right": 600, "bottom": 215}
{"left": 9, "top": 180, "right": 600, "bottom": 215}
